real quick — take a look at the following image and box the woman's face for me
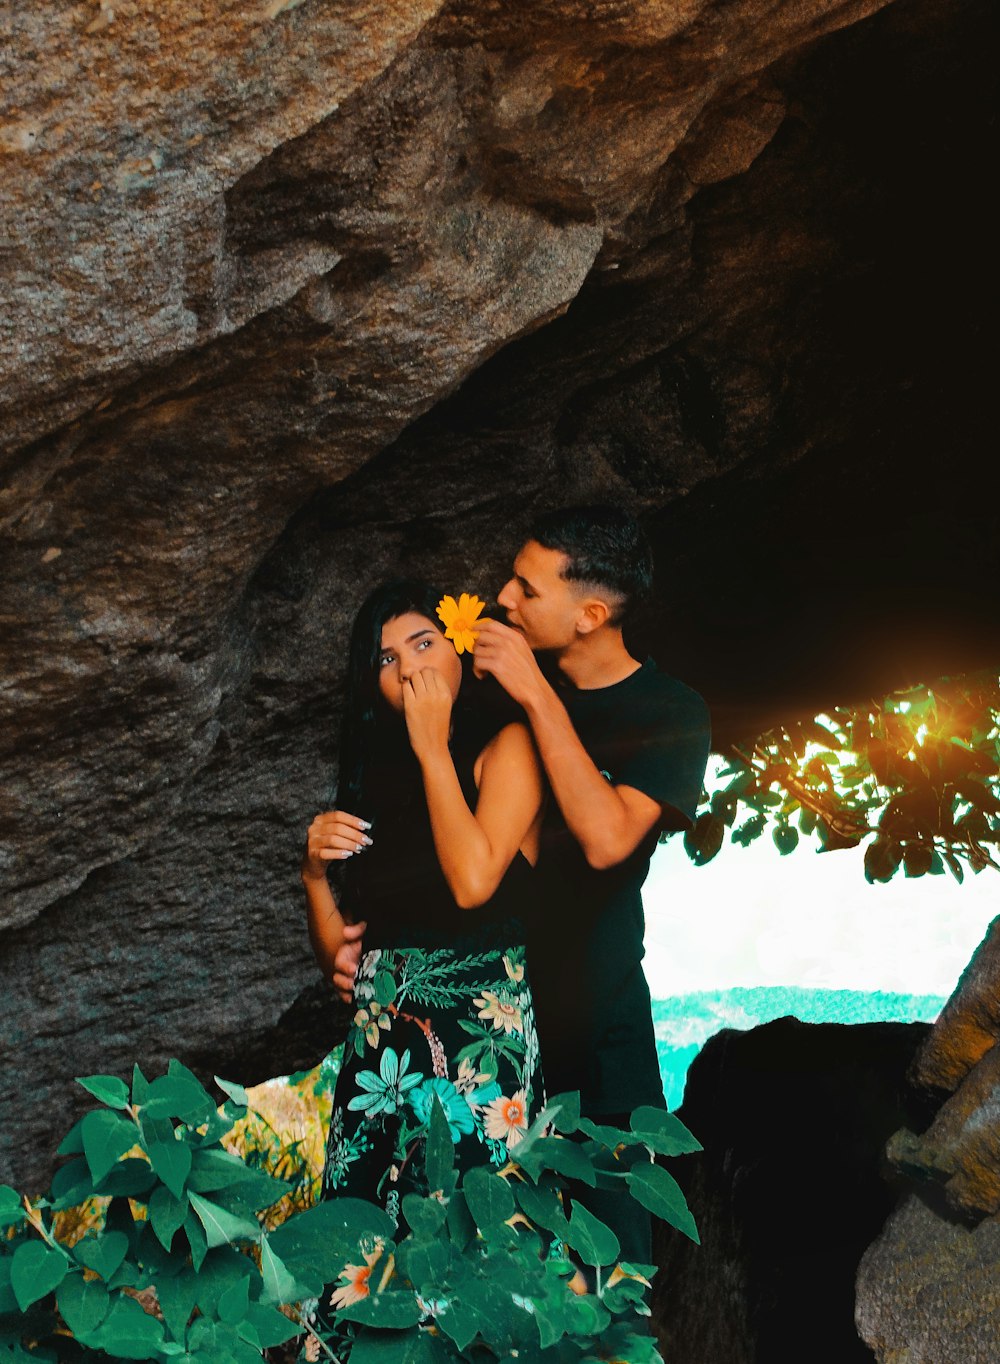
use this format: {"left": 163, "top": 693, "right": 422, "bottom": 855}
{"left": 377, "top": 611, "right": 462, "bottom": 714}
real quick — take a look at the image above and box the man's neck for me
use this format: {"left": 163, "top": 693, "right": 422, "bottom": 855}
{"left": 553, "top": 630, "right": 643, "bottom": 691}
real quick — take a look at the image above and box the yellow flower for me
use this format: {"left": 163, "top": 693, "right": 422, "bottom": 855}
{"left": 436, "top": 592, "right": 486, "bottom": 655}
{"left": 474, "top": 990, "right": 523, "bottom": 1036}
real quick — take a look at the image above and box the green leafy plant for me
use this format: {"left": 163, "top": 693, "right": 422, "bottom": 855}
{"left": 1, "top": 1066, "right": 701, "bottom": 1363}
{"left": 1, "top": 1062, "right": 302, "bottom": 1362}
{"left": 681, "top": 670, "right": 1000, "bottom": 882}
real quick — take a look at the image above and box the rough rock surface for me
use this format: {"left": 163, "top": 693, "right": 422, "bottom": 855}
{"left": 856, "top": 917, "right": 1000, "bottom": 1362}
{"left": 1, "top": 0, "right": 996, "bottom": 1198}
{"left": 650, "top": 1017, "right": 935, "bottom": 1363}
{"left": 856, "top": 1194, "right": 1000, "bottom": 1364}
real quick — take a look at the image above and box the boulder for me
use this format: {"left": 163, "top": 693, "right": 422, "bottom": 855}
{"left": 2, "top": 0, "right": 995, "bottom": 1191}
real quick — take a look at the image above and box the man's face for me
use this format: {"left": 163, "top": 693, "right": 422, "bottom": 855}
{"left": 497, "top": 540, "right": 584, "bottom": 651}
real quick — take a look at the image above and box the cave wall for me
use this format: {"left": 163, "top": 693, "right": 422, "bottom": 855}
{"left": 2, "top": 0, "right": 996, "bottom": 1205}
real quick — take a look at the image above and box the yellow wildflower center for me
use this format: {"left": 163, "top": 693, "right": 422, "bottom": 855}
{"left": 436, "top": 592, "right": 486, "bottom": 655}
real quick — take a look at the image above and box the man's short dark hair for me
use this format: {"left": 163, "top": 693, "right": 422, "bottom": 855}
{"left": 527, "top": 505, "right": 653, "bottom": 625}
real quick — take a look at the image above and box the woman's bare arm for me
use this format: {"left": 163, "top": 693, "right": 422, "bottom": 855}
{"left": 418, "top": 721, "right": 544, "bottom": 909}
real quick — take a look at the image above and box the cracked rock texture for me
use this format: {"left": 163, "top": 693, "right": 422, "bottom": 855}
{"left": 1, "top": 0, "right": 996, "bottom": 1282}
{"left": 856, "top": 917, "right": 1000, "bottom": 1363}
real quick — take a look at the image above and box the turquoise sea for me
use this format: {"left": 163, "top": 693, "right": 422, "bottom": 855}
{"left": 652, "top": 986, "right": 948, "bottom": 1111}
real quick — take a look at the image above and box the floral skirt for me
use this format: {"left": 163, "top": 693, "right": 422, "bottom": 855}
{"left": 305, "top": 940, "right": 543, "bottom": 1332}
{"left": 326, "top": 940, "right": 541, "bottom": 1210}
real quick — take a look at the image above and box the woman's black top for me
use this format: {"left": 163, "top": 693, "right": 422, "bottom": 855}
{"left": 341, "top": 724, "right": 537, "bottom": 951}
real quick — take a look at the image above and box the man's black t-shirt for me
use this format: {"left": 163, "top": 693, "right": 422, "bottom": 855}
{"left": 529, "top": 658, "right": 711, "bottom": 1114}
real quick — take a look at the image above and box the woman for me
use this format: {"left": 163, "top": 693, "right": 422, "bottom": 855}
{"left": 301, "top": 580, "right": 545, "bottom": 1247}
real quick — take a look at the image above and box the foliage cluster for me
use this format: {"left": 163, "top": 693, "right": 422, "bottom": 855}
{"left": 1, "top": 1062, "right": 700, "bottom": 1364}
{"left": 682, "top": 671, "right": 1000, "bottom": 883}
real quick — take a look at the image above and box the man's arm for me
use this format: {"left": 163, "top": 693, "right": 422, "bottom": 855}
{"left": 521, "top": 681, "right": 664, "bottom": 869}
{"left": 473, "top": 622, "right": 662, "bottom": 869}
{"left": 302, "top": 811, "right": 369, "bottom": 1000}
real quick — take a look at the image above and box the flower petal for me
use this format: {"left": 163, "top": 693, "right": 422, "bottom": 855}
{"left": 380, "top": 1047, "right": 400, "bottom": 1086}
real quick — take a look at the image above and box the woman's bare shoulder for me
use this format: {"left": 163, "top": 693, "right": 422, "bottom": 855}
{"left": 473, "top": 721, "right": 535, "bottom": 785}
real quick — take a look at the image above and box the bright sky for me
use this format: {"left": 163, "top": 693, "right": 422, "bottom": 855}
{"left": 644, "top": 825, "right": 999, "bottom": 998}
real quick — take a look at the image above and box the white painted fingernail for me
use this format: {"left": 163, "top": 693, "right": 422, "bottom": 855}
{"left": 340, "top": 850, "right": 354, "bottom": 858}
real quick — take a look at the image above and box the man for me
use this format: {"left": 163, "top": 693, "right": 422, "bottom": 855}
{"left": 318, "top": 505, "right": 710, "bottom": 1263}
{"left": 472, "top": 505, "right": 711, "bottom": 1268}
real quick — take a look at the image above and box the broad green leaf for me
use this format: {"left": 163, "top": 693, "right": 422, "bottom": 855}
{"left": 192, "top": 1246, "right": 254, "bottom": 1315}
{"left": 397, "top": 1236, "right": 453, "bottom": 1291}
{"left": 213, "top": 1075, "right": 248, "bottom": 1108}
{"left": 904, "top": 843, "right": 934, "bottom": 877}
{"left": 350, "top": 1329, "right": 451, "bottom": 1363}
{"left": 400, "top": 1193, "right": 447, "bottom": 1238}
{"left": 630, "top": 1106, "right": 703, "bottom": 1155}
{"left": 543, "top": 1091, "right": 581, "bottom": 1134}
{"left": 564, "top": 1202, "right": 619, "bottom": 1267}
{"left": 525, "top": 1136, "right": 596, "bottom": 1185}
{"left": 188, "top": 1150, "right": 290, "bottom": 1208}
{"left": 535, "top": 1294, "right": 575, "bottom": 1349}
{"left": 266, "top": 1196, "right": 394, "bottom": 1285}
{"left": 339, "top": 1289, "right": 423, "bottom": 1329}
{"left": 424, "top": 1095, "right": 456, "bottom": 1197}
{"left": 0, "top": 1185, "right": 24, "bottom": 1229}
{"left": 772, "top": 824, "right": 799, "bottom": 855}
{"left": 199, "top": 1169, "right": 290, "bottom": 1215}
{"left": 74, "top": 1230, "right": 128, "bottom": 1282}
{"left": 626, "top": 1163, "right": 700, "bottom": 1243}
{"left": 106, "top": 1259, "right": 140, "bottom": 1291}
{"left": 156, "top": 1267, "right": 198, "bottom": 1344}
{"left": 142, "top": 1072, "right": 215, "bottom": 1125}
{"left": 515, "top": 1180, "right": 569, "bottom": 1235}
{"left": 0, "top": 1257, "right": 18, "bottom": 1313}
{"left": 684, "top": 811, "right": 725, "bottom": 865}
{"left": 197, "top": 1106, "right": 239, "bottom": 1146}
{"left": 188, "top": 1191, "right": 260, "bottom": 1248}
{"left": 11, "top": 1241, "right": 69, "bottom": 1309}
{"left": 146, "top": 1128, "right": 192, "bottom": 1199}
{"left": 49, "top": 1155, "right": 96, "bottom": 1209}
{"left": 76, "top": 1074, "right": 131, "bottom": 1110}
{"left": 864, "top": 836, "right": 903, "bottom": 884}
{"left": 55, "top": 1118, "right": 86, "bottom": 1157}
{"left": 576, "top": 1117, "right": 630, "bottom": 1149}
{"left": 90, "top": 1292, "right": 165, "bottom": 1359}
{"left": 81, "top": 1108, "right": 138, "bottom": 1184}
{"left": 445, "top": 1188, "right": 475, "bottom": 1250}
{"left": 217, "top": 1274, "right": 250, "bottom": 1326}
{"left": 437, "top": 1297, "right": 482, "bottom": 1351}
{"left": 184, "top": 1206, "right": 209, "bottom": 1271}
{"left": 56, "top": 1273, "right": 110, "bottom": 1340}
{"left": 463, "top": 1165, "right": 514, "bottom": 1229}
{"left": 131, "top": 1062, "right": 150, "bottom": 1106}
{"left": 96, "top": 1156, "right": 157, "bottom": 1199}
{"left": 241, "top": 1300, "right": 300, "bottom": 1348}
{"left": 260, "top": 1236, "right": 303, "bottom": 1306}
{"left": 149, "top": 1184, "right": 188, "bottom": 1252}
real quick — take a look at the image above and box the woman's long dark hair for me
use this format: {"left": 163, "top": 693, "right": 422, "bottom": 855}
{"left": 334, "top": 579, "right": 449, "bottom": 821}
